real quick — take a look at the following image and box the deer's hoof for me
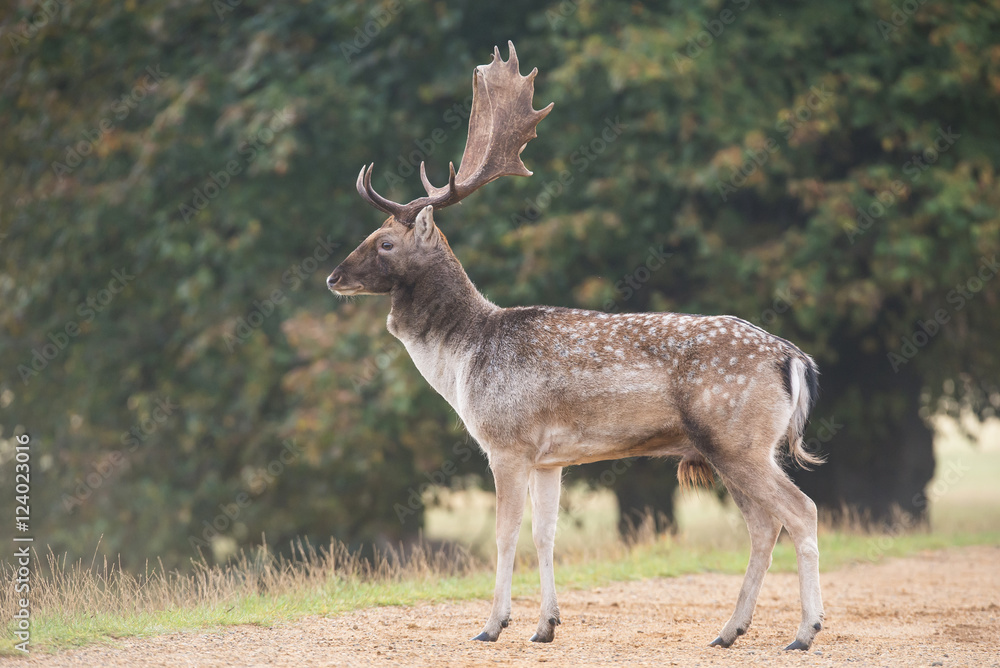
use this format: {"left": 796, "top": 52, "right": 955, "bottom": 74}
{"left": 471, "top": 631, "right": 498, "bottom": 642}
{"left": 709, "top": 635, "right": 733, "bottom": 648}
{"left": 530, "top": 630, "right": 555, "bottom": 643}
{"left": 785, "top": 639, "right": 811, "bottom": 651}
{"left": 531, "top": 616, "right": 559, "bottom": 642}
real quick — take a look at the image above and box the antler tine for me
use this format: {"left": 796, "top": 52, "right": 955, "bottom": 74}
{"left": 504, "top": 39, "right": 519, "bottom": 72}
{"left": 419, "top": 161, "right": 458, "bottom": 201}
{"left": 356, "top": 42, "right": 551, "bottom": 225}
{"left": 356, "top": 163, "right": 404, "bottom": 218}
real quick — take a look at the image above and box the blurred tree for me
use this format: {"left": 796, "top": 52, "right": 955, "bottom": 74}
{"left": 2, "top": 0, "right": 998, "bottom": 570}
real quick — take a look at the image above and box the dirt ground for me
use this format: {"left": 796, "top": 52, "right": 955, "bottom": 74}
{"left": 11, "top": 545, "right": 1000, "bottom": 667}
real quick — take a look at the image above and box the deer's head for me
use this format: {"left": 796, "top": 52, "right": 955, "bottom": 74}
{"left": 327, "top": 42, "right": 552, "bottom": 297}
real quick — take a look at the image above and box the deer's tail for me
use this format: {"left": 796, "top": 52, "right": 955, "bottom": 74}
{"left": 786, "top": 354, "right": 825, "bottom": 469}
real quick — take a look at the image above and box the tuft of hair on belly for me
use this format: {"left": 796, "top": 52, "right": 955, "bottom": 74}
{"left": 677, "top": 454, "right": 716, "bottom": 489}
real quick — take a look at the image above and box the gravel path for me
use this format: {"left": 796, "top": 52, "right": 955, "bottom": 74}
{"left": 9, "top": 545, "right": 999, "bottom": 667}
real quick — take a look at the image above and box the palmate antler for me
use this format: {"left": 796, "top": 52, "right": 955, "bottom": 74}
{"left": 357, "top": 41, "right": 554, "bottom": 225}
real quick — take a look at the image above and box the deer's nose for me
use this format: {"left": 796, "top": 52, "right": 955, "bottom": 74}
{"left": 327, "top": 269, "right": 343, "bottom": 289}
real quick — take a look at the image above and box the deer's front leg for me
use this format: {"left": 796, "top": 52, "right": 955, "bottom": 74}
{"left": 472, "top": 457, "right": 530, "bottom": 642}
{"left": 529, "top": 467, "right": 562, "bottom": 642}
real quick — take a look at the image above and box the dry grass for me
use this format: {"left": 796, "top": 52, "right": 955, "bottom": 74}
{"left": 0, "top": 536, "right": 480, "bottom": 652}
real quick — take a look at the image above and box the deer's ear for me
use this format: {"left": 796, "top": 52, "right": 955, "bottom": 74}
{"left": 414, "top": 205, "right": 437, "bottom": 245}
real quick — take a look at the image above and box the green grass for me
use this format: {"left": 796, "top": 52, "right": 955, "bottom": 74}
{"left": 4, "top": 418, "right": 999, "bottom": 655}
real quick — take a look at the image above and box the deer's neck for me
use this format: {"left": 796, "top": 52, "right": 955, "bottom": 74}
{"left": 387, "top": 256, "right": 495, "bottom": 408}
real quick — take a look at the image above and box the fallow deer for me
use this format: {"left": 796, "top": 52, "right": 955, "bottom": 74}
{"left": 328, "top": 41, "right": 825, "bottom": 650}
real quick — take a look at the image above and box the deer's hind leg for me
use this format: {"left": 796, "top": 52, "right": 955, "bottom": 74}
{"left": 709, "top": 485, "right": 782, "bottom": 648}
{"left": 709, "top": 453, "right": 824, "bottom": 650}
{"left": 687, "top": 407, "right": 824, "bottom": 651}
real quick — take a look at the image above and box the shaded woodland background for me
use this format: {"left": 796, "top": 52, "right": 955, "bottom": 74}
{"left": 1, "top": 0, "right": 999, "bottom": 570}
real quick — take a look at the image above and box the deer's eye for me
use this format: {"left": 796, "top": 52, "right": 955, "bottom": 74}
{"left": 380, "top": 241, "right": 394, "bottom": 251}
